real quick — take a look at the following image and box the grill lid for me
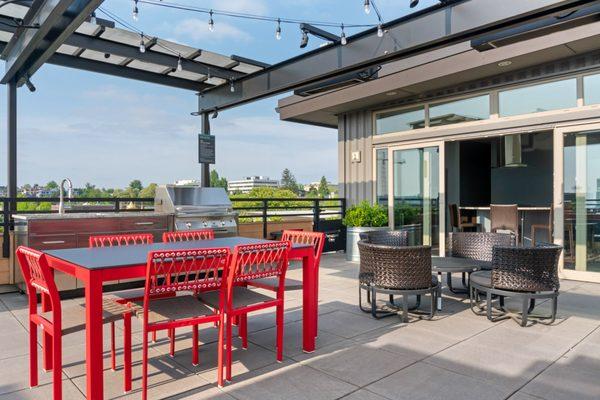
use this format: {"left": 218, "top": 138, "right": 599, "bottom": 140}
{"left": 154, "top": 185, "right": 233, "bottom": 214}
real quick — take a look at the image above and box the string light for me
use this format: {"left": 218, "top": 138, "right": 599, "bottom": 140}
{"left": 177, "top": 54, "right": 183, "bottom": 71}
{"left": 229, "top": 79, "right": 235, "bottom": 92}
{"left": 211, "top": 108, "right": 219, "bottom": 119}
{"left": 90, "top": 11, "right": 97, "bottom": 24}
{"left": 275, "top": 18, "right": 281, "bottom": 40}
{"left": 139, "top": 32, "right": 145, "bottom": 53}
{"left": 340, "top": 24, "right": 347, "bottom": 45}
{"left": 300, "top": 28, "right": 309, "bottom": 48}
{"left": 132, "top": 0, "right": 139, "bottom": 21}
{"left": 377, "top": 23, "right": 383, "bottom": 37}
{"left": 364, "top": 0, "right": 371, "bottom": 14}
{"left": 208, "top": 10, "right": 214, "bottom": 31}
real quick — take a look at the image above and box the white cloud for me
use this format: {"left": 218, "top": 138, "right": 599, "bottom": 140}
{"left": 173, "top": 18, "right": 251, "bottom": 42}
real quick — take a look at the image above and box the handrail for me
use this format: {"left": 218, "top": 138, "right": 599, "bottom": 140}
{"left": 0, "top": 196, "right": 346, "bottom": 257}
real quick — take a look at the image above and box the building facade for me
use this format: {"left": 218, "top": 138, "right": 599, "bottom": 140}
{"left": 227, "top": 176, "right": 279, "bottom": 194}
{"left": 277, "top": 0, "right": 600, "bottom": 283}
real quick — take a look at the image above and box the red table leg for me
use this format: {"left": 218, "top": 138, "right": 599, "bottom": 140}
{"left": 302, "top": 251, "right": 317, "bottom": 352}
{"left": 85, "top": 271, "right": 104, "bottom": 400}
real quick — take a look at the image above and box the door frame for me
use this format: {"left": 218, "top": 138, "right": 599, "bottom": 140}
{"left": 373, "top": 140, "right": 445, "bottom": 256}
{"left": 554, "top": 121, "right": 600, "bottom": 283}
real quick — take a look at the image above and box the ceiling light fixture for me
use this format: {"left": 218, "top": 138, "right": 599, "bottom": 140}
{"left": 498, "top": 60, "right": 513, "bottom": 67}
{"left": 211, "top": 108, "right": 219, "bottom": 119}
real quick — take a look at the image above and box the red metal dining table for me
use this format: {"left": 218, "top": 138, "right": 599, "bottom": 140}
{"left": 42, "top": 236, "right": 317, "bottom": 400}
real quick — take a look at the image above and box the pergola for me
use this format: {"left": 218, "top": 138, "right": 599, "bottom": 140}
{"left": 1, "top": 0, "right": 598, "bottom": 213}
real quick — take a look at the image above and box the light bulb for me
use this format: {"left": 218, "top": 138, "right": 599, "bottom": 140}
{"left": 364, "top": 0, "right": 371, "bottom": 14}
{"left": 300, "top": 29, "right": 309, "bottom": 48}
{"left": 177, "top": 55, "right": 183, "bottom": 72}
{"left": 340, "top": 24, "right": 347, "bottom": 45}
{"left": 377, "top": 24, "right": 384, "bottom": 37}
{"left": 230, "top": 80, "right": 235, "bottom": 92}
{"left": 275, "top": 19, "right": 281, "bottom": 40}
{"left": 132, "top": 0, "right": 139, "bottom": 21}
{"left": 90, "top": 12, "right": 97, "bottom": 24}
{"left": 208, "top": 10, "right": 214, "bottom": 31}
{"left": 139, "top": 33, "right": 145, "bottom": 53}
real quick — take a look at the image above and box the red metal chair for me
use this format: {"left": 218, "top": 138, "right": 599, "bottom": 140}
{"left": 162, "top": 229, "right": 215, "bottom": 242}
{"left": 16, "top": 246, "right": 132, "bottom": 400}
{"left": 89, "top": 232, "right": 154, "bottom": 247}
{"left": 248, "top": 230, "right": 325, "bottom": 291}
{"left": 136, "top": 247, "right": 231, "bottom": 398}
{"left": 199, "top": 241, "right": 291, "bottom": 383}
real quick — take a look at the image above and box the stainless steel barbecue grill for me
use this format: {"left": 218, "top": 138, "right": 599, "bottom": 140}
{"left": 154, "top": 184, "right": 238, "bottom": 237}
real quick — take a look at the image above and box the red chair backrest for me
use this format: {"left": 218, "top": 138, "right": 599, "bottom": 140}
{"left": 89, "top": 233, "right": 153, "bottom": 248}
{"left": 282, "top": 230, "right": 325, "bottom": 267}
{"left": 16, "top": 246, "right": 61, "bottom": 317}
{"left": 145, "top": 247, "right": 231, "bottom": 297}
{"left": 162, "top": 229, "right": 215, "bottom": 243}
{"left": 228, "top": 241, "right": 290, "bottom": 291}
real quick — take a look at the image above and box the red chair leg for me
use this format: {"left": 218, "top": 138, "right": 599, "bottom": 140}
{"left": 141, "top": 330, "right": 149, "bottom": 400}
{"left": 123, "top": 313, "right": 132, "bottom": 393}
{"left": 29, "top": 321, "right": 38, "bottom": 388}
{"left": 276, "top": 304, "right": 284, "bottom": 362}
{"left": 240, "top": 314, "right": 248, "bottom": 349}
{"left": 192, "top": 325, "right": 199, "bottom": 366}
{"left": 216, "top": 315, "right": 225, "bottom": 388}
{"left": 169, "top": 328, "right": 175, "bottom": 357}
{"left": 52, "top": 332, "right": 62, "bottom": 400}
{"left": 152, "top": 331, "right": 157, "bottom": 343}
{"left": 110, "top": 321, "right": 116, "bottom": 371}
{"left": 42, "top": 328, "right": 53, "bottom": 371}
{"left": 226, "top": 314, "right": 233, "bottom": 382}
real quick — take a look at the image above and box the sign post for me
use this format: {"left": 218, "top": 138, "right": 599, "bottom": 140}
{"left": 199, "top": 112, "right": 213, "bottom": 187}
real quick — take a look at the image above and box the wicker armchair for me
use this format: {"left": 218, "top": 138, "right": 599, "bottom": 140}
{"left": 469, "top": 244, "right": 562, "bottom": 327}
{"left": 358, "top": 234, "right": 438, "bottom": 322}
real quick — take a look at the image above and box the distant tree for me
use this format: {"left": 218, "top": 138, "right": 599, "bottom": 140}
{"left": 210, "top": 170, "right": 228, "bottom": 189}
{"left": 307, "top": 185, "right": 319, "bottom": 197}
{"left": 129, "top": 180, "right": 143, "bottom": 191}
{"left": 46, "top": 181, "right": 58, "bottom": 190}
{"left": 139, "top": 183, "right": 157, "bottom": 198}
{"left": 318, "top": 176, "right": 330, "bottom": 198}
{"left": 280, "top": 168, "right": 299, "bottom": 194}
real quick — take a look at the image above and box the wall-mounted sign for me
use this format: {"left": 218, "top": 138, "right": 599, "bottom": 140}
{"left": 198, "top": 134, "right": 215, "bottom": 164}
{"left": 351, "top": 151, "right": 361, "bottom": 163}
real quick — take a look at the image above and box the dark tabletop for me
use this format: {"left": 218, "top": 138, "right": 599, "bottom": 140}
{"left": 432, "top": 256, "right": 491, "bottom": 272}
{"left": 45, "top": 236, "right": 310, "bottom": 270}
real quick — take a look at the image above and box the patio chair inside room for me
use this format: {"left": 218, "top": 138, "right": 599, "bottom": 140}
{"left": 490, "top": 204, "right": 519, "bottom": 242}
{"left": 449, "top": 203, "right": 479, "bottom": 232}
{"left": 357, "top": 231, "right": 438, "bottom": 322}
{"left": 16, "top": 246, "right": 133, "bottom": 399}
{"left": 469, "top": 244, "right": 562, "bottom": 326}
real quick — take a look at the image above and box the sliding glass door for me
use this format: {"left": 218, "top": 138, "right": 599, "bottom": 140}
{"left": 555, "top": 124, "right": 600, "bottom": 282}
{"left": 375, "top": 143, "right": 444, "bottom": 254}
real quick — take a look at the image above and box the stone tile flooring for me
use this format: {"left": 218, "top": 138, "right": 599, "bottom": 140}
{"left": 0, "top": 253, "right": 599, "bottom": 399}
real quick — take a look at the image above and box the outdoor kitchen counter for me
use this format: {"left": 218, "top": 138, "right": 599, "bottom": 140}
{"left": 13, "top": 211, "right": 173, "bottom": 220}
{"left": 11, "top": 212, "right": 174, "bottom": 291}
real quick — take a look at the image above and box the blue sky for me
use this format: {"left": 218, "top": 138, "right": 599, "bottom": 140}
{"left": 0, "top": 0, "right": 437, "bottom": 189}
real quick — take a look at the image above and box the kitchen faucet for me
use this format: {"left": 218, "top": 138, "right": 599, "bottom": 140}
{"left": 59, "top": 178, "right": 73, "bottom": 214}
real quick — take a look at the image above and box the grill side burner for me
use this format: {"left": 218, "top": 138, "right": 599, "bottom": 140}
{"left": 154, "top": 185, "right": 238, "bottom": 237}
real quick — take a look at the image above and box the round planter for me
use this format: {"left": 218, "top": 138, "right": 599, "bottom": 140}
{"left": 346, "top": 226, "right": 390, "bottom": 262}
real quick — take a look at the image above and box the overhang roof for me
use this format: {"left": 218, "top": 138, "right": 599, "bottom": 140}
{"left": 0, "top": 2, "right": 267, "bottom": 91}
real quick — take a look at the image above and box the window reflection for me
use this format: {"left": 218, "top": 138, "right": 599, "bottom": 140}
{"left": 375, "top": 106, "right": 424, "bottom": 135}
{"left": 376, "top": 149, "right": 388, "bottom": 206}
{"left": 499, "top": 78, "right": 577, "bottom": 117}
{"left": 429, "top": 95, "right": 489, "bottom": 127}
{"left": 584, "top": 74, "right": 600, "bottom": 106}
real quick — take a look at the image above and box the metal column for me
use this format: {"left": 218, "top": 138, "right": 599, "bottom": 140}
{"left": 4, "top": 81, "right": 17, "bottom": 258}
{"left": 200, "top": 112, "right": 211, "bottom": 187}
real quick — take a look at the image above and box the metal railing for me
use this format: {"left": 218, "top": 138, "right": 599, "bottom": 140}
{"left": 1, "top": 196, "right": 347, "bottom": 257}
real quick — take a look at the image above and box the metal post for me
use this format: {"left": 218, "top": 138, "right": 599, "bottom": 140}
{"left": 313, "top": 199, "right": 320, "bottom": 232}
{"left": 200, "top": 112, "right": 211, "bottom": 187}
{"left": 262, "top": 200, "right": 268, "bottom": 239}
{"left": 4, "top": 81, "right": 17, "bottom": 258}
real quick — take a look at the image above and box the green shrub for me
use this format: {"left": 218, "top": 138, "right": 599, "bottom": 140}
{"left": 394, "top": 203, "right": 421, "bottom": 226}
{"left": 343, "top": 201, "right": 388, "bottom": 227}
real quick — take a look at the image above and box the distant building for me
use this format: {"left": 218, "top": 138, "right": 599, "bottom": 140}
{"left": 227, "top": 176, "right": 279, "bottom": 194}
{"left": 0, "top": 186, "right": 6, "bottom": 197}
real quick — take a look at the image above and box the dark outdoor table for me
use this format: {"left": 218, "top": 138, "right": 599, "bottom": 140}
{"left": 432, "top": 256, "right": 491, "bottom": 310}
{"left": 42, "top": 236, "right": 316, "bottom": 400}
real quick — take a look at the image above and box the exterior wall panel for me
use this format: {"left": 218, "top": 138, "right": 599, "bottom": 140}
{"left": 338, "top": 111, "right": 373, "bottom": 205}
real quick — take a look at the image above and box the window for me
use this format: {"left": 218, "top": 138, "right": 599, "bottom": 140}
{"left": 499, "top": 78, "right": 577, "bottom": 117}
{"left": 584, "top": 73, "right": 600, "bottom": 105}
{"left": 375, "top": 106, "right": 424, "bottom": 135}
{"left": 429, "top": 95, "right": 489, "bottom": 127}
{"left": 375, "top": 149, "right": 388, "bottom": 206}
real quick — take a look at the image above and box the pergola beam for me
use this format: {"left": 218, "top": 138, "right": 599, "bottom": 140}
{"left": 197, "top": 0, "right": 600, "bottom": 112}
{"left": 1, "top": 0, "right": 105, "bottom": 86}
